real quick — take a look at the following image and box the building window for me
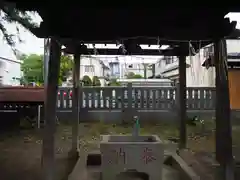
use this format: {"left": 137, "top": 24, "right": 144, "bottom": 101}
{"left": 203, "top": 48, "right": 208, "bottom": 57}
{"left": 114, "top": 66, "right": 120, "bottom": 75}
{"left": 165, "top": 56, "right": 174, "bottom": 65}
{"left": 85, "top": 65, "right": 94, "bottom": 73}
{"left": 208, "top": 45, "right": 214, "bottom": 55}
{"left": 0, "top": 76, "right": 3, "bottom": 84}
{"left": 203, "top": 45, "right": 214, "bottom": 57}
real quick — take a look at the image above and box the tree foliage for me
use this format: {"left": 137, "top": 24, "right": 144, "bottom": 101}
{"left": 20, "top": 54, "right": 73, "bottom": 85}
{"left": 125, "top": 72, "right": 143, "bottom": 79}
{"left": 82, "top": 75, "right": 92, "bottom": 86}
{"left": 59, "top": 55, "right": 73, "bottom": 84}
{"left": 20, "top": 54, "right": 43, "bottom": 84}
{"left": 92, "top": 76, "right": 101, "bottom": 86}
{"left": 0, "top": 4, "right": 38, "bottom": 53}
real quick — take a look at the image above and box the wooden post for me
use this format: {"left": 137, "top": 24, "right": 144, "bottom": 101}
{"left": 37, "top": 105, "right": 41, "bottom": 129}
{"left": 43, "top": 38, "right": 51, "bottom": 85}
{"left": 126, "top": 83, "right": 133, "bottom": 123}
{"left": 71, "top": 51, "right": 81, "bottom": 156}
{"left": 178, "top": 55, "right": 187, "bottom": 149}
{"left": 214, "top": 39, "right": 234, "bottom": 180}
{"left": 42, "top": 38, "right": 61, "bottom": 180}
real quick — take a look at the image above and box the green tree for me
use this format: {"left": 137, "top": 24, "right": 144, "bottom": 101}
{"left": 21, "top": 54, "right": 73, "bottom": 85}
{"left": 59, "top": 55, "right": 73, "bottom": 85}
{"left": 92, "top": 76, "right": 101, "bottom": 86}
{"left": 21, "top": 54, "right": 43, "bottom": 84}
{"left": 0, "top": 4, "right": 38, "bottom": 53}
{"left": 82, "top": 75, "right": 92, "bottom": 86}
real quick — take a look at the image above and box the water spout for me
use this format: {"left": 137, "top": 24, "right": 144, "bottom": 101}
{"left": 132, "top": 116, "right": 140, "bottom": 137}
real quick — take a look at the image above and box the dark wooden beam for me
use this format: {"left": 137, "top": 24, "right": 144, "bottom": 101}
{"left": 33, "top": 15, "right": 235, "bottom": 41}
{"left": 62, "top": 47, "right": 191, "bottom": 56}
{"left": 60, "top": 38, "right": 179, "bottom": 46}
{"left": 60, "top": 38, "right": 213, "bottom": 57}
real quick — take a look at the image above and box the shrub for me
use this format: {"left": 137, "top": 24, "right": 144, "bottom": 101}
{"left": 108, "top": 78, "right": 121, "bottom": 86}
{"left": 82, "top": 75, "right": 92, "bottom": 86}
{"left": 92, "top": 76, "right": 101, "bottom": 86}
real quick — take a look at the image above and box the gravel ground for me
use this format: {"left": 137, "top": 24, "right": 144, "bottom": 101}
{"left": 0, "top": 121, "right": 239, "bottom": 180}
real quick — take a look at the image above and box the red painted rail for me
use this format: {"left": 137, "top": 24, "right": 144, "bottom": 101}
{"left": 0, "top": 86, "right": 72, "bottom": 103}
{"left": 0, "top": 86, "right": 44, "bottom": 103}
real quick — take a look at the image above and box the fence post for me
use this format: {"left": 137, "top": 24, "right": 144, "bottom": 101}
{"left": 124, "top": 83, "right": 133, "bottom": 123}
{"left": 37, "top": 105, "right": 41, "bottom": 129}
{"left": 79, "top": 85, "right": 83, "bottom": 121}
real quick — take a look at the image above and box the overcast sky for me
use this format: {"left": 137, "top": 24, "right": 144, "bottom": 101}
{"left": 1, "top": 12, "right": 240, "bottom": 61}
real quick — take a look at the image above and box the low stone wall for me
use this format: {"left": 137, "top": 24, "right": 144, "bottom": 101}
{"left": 56, "top": 109, "right": 240, "bottom": 125}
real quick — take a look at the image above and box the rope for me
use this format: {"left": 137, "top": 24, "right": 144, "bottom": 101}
{"left": 198, "top": 41, "right": 203, "bottom": 86}
{"left": 92, "top": 44, "right": 96, "bottom": 78}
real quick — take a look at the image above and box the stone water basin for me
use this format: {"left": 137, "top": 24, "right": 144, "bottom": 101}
{"left": 100, "top": 135, "right": 174, "bottom": 180}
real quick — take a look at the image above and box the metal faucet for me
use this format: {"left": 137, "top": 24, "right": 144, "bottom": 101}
{"left": 132, "top": 116, "right": 140, "bottom": 137}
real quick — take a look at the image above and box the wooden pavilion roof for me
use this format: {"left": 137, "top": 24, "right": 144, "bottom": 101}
{"left": 4, "top": 5, "right": 237, "bottom": 41}
{"left": 34, "top": 8, "right": 235, "bottom": 42}
{"left": 4, "top": 3, "right": 240, "bottom": 56}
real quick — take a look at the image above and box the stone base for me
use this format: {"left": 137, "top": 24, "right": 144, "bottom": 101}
{"left": 100, "top": 135, "right": 164, "bottom": 180}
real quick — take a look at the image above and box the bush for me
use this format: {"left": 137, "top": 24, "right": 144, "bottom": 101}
{"left": 82, "top": 75, "right": 92, "bottom": 86}
{"left": 92, "top": 76, "right": 101, "bottom": 86}
{"left": 125, "top": 72, "right": 143, "bottom": 79}
{"left": 133, "top": 74, "right": 143, "bottom": 79}
{"left": 108, "top": 78, "right": 121, "bottom": 86}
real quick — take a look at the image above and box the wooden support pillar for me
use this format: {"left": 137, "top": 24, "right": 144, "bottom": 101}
{"left": 71, "top": 51, "right": 81, "bottom": 156}
{"left": 43, "top": 38, "right": 51, "bottom": 85}
{"left": 42, "top": 38, "right": 61, "bottom": 180}
{"left": 214, "top": 39, "right": 234, "bottom": 180}
{"left": 178, "top": 55, "right": 187, "bottom": 149}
